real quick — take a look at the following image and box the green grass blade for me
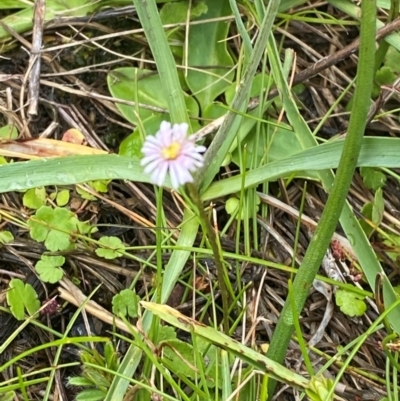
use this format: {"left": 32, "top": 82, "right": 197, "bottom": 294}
{"left": 328, "top": 0, "right": 400, "bottom": 51}
{"left": 198, "top": 0, "right": 281, "bottom": 191}
{"left": 132, "top": 0, "right": 189, "bottom": 125}
{"left": 202, "top": 137, "right": 400, "bottom": 200}
{"left": 141, "top": 301, "right": 310, "bottom": 390}
{"left": 265, "top": 33, "right": 400, "bottom": 337}
{"left": 0, "top": 138, "right": 399, "bottom": 196}
{"left": 105, "top": 209, "right": 199, "bottom": 401}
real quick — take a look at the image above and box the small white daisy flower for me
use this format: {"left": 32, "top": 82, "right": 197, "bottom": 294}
{"left": 140, "top": 121, "right": 206, "bottom": 189}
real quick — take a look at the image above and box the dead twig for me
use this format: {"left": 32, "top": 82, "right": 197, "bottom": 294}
{"left": 28, "top": 0, "right": 45, "bottom": 117}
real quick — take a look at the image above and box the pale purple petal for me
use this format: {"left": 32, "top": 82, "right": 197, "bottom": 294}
{"left": 172, "top": 123, "right": 188, "bottom": 142}
{"left": 143, "top": 158, "right": 164, "bottom": 174}
{"left": 194, "top": 145, "right": 206, "bottom": 153}
{"left": 140, "top": 153, "right": 162, "bottom": 166}
{"left": 153, "top": 161, "right": 169, "bottom": 186}
{"left": 140, "top": 121, "right": 207, "bottom": 189}
{"left": 159, "top": 121, "right": 171, "bottom": 132}
{"left": 143, "top": 135, "right": 160, "bottom": 145}
{"left": 169, "top": 163, "right": 180, "bottom": 189}
{"left": 169, "top": 162, "right": 193, "bottom": 189}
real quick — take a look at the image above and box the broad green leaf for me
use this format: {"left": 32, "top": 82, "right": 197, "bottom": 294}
{"left": 112, "top": 289, "right": 139, "bottom": 317}
{"left": 7, "top": 279, "right": 25, "bottom": 320}
{"left": 0, "top": 125, "right": 18, "bottom": 140}
{"left": 160, "top": 0, "right": 207, "bottom": 24}
{"left": 202, "top": 102, "right": 227, "bottom": 120}
{"left": 96, "top": 236, "right": 125, "bottom": 259}
{"left": 0, "top": 1, "right": 31, "bottom": 9}
{"left": 373, "top": 66, "right": 396, "bottom": 98}
{"left": 360, "top": 167, "right": 387, "bottom": 190}
{"left": 375, "top": 66, "right": 397, "bottom": 85}
{"left": 35, "top": 255, "right": 65, "bottom": 283}
{"left": 230, "top": 118, "right": 317, "bottom": 174}
{"left": 28, "top": 206, "right": 77, "bottom": 251}
{"left": 76, "top": 389, "right": 107, "bottom": 401}
{"left": 68, "top": 377, "right": 93, "bottom": 386}
{"left": 119, "top": 114, "right": 165, "bottom": 158}
{"left": 56, "top": 189, "right": 70, "bottom": 206}
{"left": 6, "top": 278, "right": 40, "bottom": 320}
{"left": 225, "top": 196, "right": 240, "bottom": 216}
{"left": 225, "top": 73, "right": 272, "bottom": 105}
{"left": 162, "top": 339, "right": 198, "bottom": 378}
{"left": 384, "top": 45, "right": 400, "bottom": 73}
{"left": 23, "top": 187, "right": 46, "bottom": 209}
{"left": 158, "top": 325, "right": 178, "bottom": 342}
{"left": 76, "top": 180, "right": 109, "bottom": 200}
{"left": 107, "top": 67, "right": 199, "bottom": 125}
{"left": 160, "top": 1, "right": 208, "bottom": 58}
{"left": 0, "top": 230, "right": 14, "bottom": 244}
{"left": 335, "top": 289, "right": 367, "bottom": 317}
{"left": 0, "top": 0, "right": 98, "bottom": 40}
{"left": 225, "top": 194, "right": 260, "bottom": 220}
{"left": 185, "top": 0, "right": 235, "bottom": 110}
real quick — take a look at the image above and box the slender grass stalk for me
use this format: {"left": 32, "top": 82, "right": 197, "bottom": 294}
{"left": 374, "top": 0, "right": 399, "bottom": 70}
{"left": 265, "top": 0, "right": 376, "bottom": 397}
{"left": 198, "top": 0, "right": 281, "bottom": 191}
{"left": 132, "top": 0, "right": 189, "bottom": 125}
{"left": 187, "top": 182, "right": 230, "bottom": 334}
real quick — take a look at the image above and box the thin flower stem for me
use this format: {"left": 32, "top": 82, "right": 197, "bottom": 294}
{"left": 187, "top": 183, "right": 230, "bottom": 334}
{"left": 265, "top": 0, "right": 377, "bottom": 397}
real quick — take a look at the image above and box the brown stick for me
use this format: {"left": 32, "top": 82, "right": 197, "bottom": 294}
{"left": 27, "top": 0, "right": 45, "bottom": 117}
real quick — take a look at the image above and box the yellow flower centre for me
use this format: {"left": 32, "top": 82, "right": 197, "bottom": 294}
{"left": 162, "top": 142, "right": 181, "bottom": 160}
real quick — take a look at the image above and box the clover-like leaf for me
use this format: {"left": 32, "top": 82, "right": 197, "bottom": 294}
{"left": 35, "top": 255, "right": 65, "bottom": 283}
{"left": 27, "top": 206, "right": 82, "bottom": 251}
{"left": 360, "top": 167, "right": 387, "bottom": 191}
{"left": 23, "top": 187, "right": 46, "bottom": 209}
{"left": 56, "top": 189, "right": 70, "bottom": 207}
{"left": 0, "top": 125, "right": 18, "bottom": 140}
{"left": 76, "top": 185, "right": 96, "bottom": 201}
{"left": 335, "top": 289, "right": 367, "bottom": 317}
{"left": 96, "top": 236, "right": 125, "bottom": 259}
{"left": 76, "top": 180, "right": 110, "bottom": 200}
{"left": 6, "top": 278, "right": 40, "bottom": 320}
{"left": 0, "top": 230, "right": 13, "bottom": 245}
{"left": 112, "top": 289, "right": 139, "bottom": 317}
{"left": 225, "top": 196, "right": 239, "bottom": 216}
